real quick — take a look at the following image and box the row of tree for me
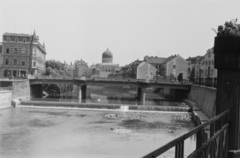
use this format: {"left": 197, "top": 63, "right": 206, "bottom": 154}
{"left": 45, "top": 60, "right": 65, "bottom": 71}
{"left": 42, "top": 60, "right": 73, "bottom": 77}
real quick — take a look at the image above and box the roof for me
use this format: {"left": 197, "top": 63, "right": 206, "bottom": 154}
{"left": 162, "top": 55, "right": 178, "bottom": 64}
{"left": 102, "top": 48, "right": 113, "bottom": 58}
{"left": 186, "top": 56, "right": 204, "bottom": 63}
{"left": 97, "top": 63, "right": 119, "bottom": 66}
{"left": 144, "top": 56, "right": 166, "bottom": 64}
{"left": 114, "top": 67, "right": 121, "bottom": 71}
{"left": 3, "top": 33, "right": 31, "bottom": 37}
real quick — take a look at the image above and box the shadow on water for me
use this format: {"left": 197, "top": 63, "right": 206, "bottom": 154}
{"left": 28, "top": 119, "right": 55, "bottom": 127}
{"left": 33, "top": 84, "right": 180, "bottom": 107}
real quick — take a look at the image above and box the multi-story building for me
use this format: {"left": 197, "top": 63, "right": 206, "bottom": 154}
{"left": 203, "top": 48, "right": 217, "bottom": 86}
{"left": 194, "top": 56, "right": 205, "bottom": 84}
{"left": 120, "top": 59, "right": 142, "bottom": 79}
{"left": 144, "top": 56, "right": 166, "bottom": 70}
{"left": 137, "top": 61, "right": 157, "bottom": 79}
{"left": 186, "top": 48, "right": 217, "bottom": 86}
{"left": 186, "top": 56, "right": 197, "bottom": 78}
{"left": 159, "top": 55, "right": 188, "bottom": 79}
{"left": 0, "top": 31, "right": 46, "bottom": 77}
{"left": 73, "top": 59, "right": 90, "bottom": 77}
{"left": 96, "top": 48, "right": 119, "bottom": 78}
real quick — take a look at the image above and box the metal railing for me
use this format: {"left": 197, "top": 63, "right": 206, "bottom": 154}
{"left": 0, "top": 87, "right": 12, "bottom": 91}
{"left": 192, "top": 78, "right": 217, "bottom": 88}
{"left": 142, "top": 110, "right": 229, "bottom": 158}
{"left": 31, "top": 76, "right": 189, "bottom": 85}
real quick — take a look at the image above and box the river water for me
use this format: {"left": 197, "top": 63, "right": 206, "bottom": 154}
{"left": 41, "top": 85, "right": 179, "bottom": 106}
{"left": 0, "top": 107, "right": 196, "bottom": 158}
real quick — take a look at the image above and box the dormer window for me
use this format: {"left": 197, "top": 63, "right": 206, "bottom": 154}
{"left": 15, "top": 38, "right": 18, "bottom": 42}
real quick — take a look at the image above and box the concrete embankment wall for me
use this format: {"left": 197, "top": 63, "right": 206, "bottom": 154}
{"left": 12, "top": 80, "right": 30, "bottom": 99}
{"left": 0, "top": 80, "right": 30, "bottom": 99}
{"left": 0, "top": 91, "right": 12, "bottom": 109}
{"left": 187, "top": 85, "right": 216, "bottom": 119}
{"left": 20, "top": 100, "right": 190, "bottom": 112}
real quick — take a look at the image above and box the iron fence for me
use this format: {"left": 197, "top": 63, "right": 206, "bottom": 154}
{"left": 31, "top": 75, "right": 189, "bottom": 85}
{"left": 142, "top": 110, "right": 229, "bottom": 158}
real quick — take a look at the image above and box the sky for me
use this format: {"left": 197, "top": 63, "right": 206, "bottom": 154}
{"left": 0, "top": 0, "right": 240, "bottom": 66}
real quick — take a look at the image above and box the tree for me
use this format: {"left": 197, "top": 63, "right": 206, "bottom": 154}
{"left": 168, "top": 73, "right": 176, "bottom": 81}
{"left": 177, "top": 72, "right": 183, "bottom": 81}
{"left": 189, "top": 66, "right": 195, "bottom": 82}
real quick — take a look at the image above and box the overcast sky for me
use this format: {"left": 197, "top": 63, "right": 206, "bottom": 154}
{"left": 0, "top": 0, "right": 240, "bottom": 66}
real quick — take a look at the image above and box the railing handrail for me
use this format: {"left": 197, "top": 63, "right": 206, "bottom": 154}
{"left": 142, "top": 110, "right": 229, "bottom": 158}
{"left": 188, "top": 123, "right": 229, "bottom": 157}
{"left": 30, "top": 76, "right": 189, "bottom": 85}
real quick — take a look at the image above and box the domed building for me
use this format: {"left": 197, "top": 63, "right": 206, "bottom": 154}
{"left": 96, "top": 48, "right": 119, "bottom": 78}
{"left": 102, "top": 48, "right": 113, "bottom": 63}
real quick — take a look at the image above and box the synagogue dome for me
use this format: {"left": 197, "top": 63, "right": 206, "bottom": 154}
{"left": 102, "top": 48, "right": 113, "bottom": 58}
{"left": 102, "top": 48, "right": 113, "bottom": 63}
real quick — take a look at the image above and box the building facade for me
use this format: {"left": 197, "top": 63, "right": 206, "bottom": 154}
{"left": 137, "top": 61, "right": 157, "bottom": 80}
{"left": 0, "top": 31, "right": 46, "bottom": 77}
{"left": 159, "top": 55, "right": 188, "bottom": 79}
{"left": 144, "top": 56, "right": 166, "bottom": 70}
{"left": 73, "top": 59, "right": 91, "bottom": 77}
{"left": 96, "top": 48, "right": 119, "bottom": 78}
{"left": 186, "top": 48, "right": 217, "bottom": 86}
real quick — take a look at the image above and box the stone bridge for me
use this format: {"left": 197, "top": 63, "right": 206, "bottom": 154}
{"left": 29, "top": 77, "right": 191, "bottom": 103}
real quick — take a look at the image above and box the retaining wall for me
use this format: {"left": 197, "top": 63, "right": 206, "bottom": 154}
{"left": 0, "top": 91, "right": 12, "bottom": 109}
{"left": 186, "top": 85, "right": 216, "bottom": 119}
{"left": 0, "top": 80, "right": 30, "bottom": 100}
{"left": 20, "top": 100, "right": 190, "bottom": 112}
{"left": 12, "top": 80, "right": 30, "bottom": 99}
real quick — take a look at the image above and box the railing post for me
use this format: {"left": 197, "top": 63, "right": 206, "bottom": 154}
{"left": 175, "top": 141, "right": 184, "bottom": 158}
{"left": 210, "top": 122, "right": 215, "bottom": 158}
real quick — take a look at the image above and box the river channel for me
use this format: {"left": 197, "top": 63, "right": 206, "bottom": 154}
{"left": 0, "top": 85, "right": 196, "bottom": 157}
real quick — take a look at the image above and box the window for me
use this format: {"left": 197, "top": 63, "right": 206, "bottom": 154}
{"left": 14, "top": 48, "right": 17, "bottom": 54}
{"left": 33, "top": 48, "right": 36, "bottom": 54}
{"left": 33, "top": 62, "right": 36, "bottom": 66}
{"left": 15, "top": 38, "right": 18, "bottom": 42}
{"left": 208, "top": 52, "right": 211, "bottom": 58}
{"left": 14, "top": 59, "right": 17, "bottom": 65}
{"left": 6, "top": 47, "right": 9, "bottom": 53}
{"left": 7, "top": 37, "right": 10, "bottom": 42}
{"left": 173, "top": 65, "right": 176, "bottom": 68}
{"left": 22, "top": 47, "right": 26, "bottom": 53}
{"left": 22, "top": 61, "right": 25, "bottom": 66}
{"left": 23, "top": 38, "right": 26, "bottom": 42}
{"left": 5, "top": 59, "right": 9, "bottom": 65}
{"left": 212, "top": 59, "right": 214, "bottom": 65}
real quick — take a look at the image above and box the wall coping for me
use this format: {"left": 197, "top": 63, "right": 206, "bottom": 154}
{"left": 183, "top": 99, "right": 209, "bottom": 125}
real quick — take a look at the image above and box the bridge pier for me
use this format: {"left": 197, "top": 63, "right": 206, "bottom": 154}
{"left": 77, "top": 85, "right": 87, "bottom": 103}
{"left": 137, "top": 87, "right": 145, "bottom": 105}
{"left": 170, "top": 89, "right": 188, "bottom": 101}
{"left": 30, "top": 84, "right": 43, "bottom": 98}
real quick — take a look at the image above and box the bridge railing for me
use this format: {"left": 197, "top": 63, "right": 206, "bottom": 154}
{"left": 31, "top": 76, "right": 189, "bottom": 85}
{"left": 142, "top": 110, "right": 229, "bottom": 158}
{"left": 0, "top": 87, "right": 12, "bottom": 91}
